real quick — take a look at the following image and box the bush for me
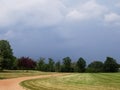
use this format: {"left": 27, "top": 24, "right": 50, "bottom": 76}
{"left": 87, "top": 61, "right": 104, "bottom": 73}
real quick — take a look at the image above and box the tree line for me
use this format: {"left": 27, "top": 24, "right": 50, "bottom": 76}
{"left": 0, "top": 40, "right": 120, "bottom": 73}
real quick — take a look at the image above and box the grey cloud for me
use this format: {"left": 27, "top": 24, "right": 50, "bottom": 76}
{"left": 0, "top": 0, "right": 114, "bottom": 28}
{"left": 0, "top": 0, "right": 65, "bottom": 27}
{"left": 0, "top": 0, "right": 120, "bottom": 63}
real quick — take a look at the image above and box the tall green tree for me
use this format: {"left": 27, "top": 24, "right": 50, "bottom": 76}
{"left": 48, "top": 58, "right": 55, "bottom": 72}
{"left": 55, "top": 61, "right": 61, "bottom": 72}
{"left": 0, "top": 56, "right": 3, "bottom": 70}
{"left": 62, "top": 57, "right": 72, "bottom": 72}
{"left": 37, "top": 57, "right": 46, "bottom": 71}
{"left": 103, "top": 57, "right": 119, "bottom": 72}
{"left": 76, "top": 57, "right": 86, "bottom": 72}
{"left": 0, "top": 40, "right": 15, "bottom": 70}
{"left": 87, "top": 61, "right": 104, "bottom": 72}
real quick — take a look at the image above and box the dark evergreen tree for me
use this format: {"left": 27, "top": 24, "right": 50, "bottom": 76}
{"left": 76, "top": 57, "right": 86, "bottom": 72}
{"left": 48, "top": 58, "right": 55, "bottom": 72}
{"left": 62, "top": 57, "right": 72, "bottom": 72}
{"left": 55, "top": 61, "right": 61, "bottom": 72}
{"left": 103, "top": 57, "right": 119, "bottom": 72}
{"left": 71, "top": 62, "right": 76, "bottom": 72}
{"left": 37, "top": 57, "right": 46, "bottom": 71}
{"left": 43, "top": 64, "right": 49, "bottom": 72}
{"left": 0, "top": 56, "right": 3, "bottom": 70}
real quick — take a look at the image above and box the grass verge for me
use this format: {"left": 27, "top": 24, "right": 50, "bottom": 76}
{"left": 0, "top": 70, "right": 54, "bottom": 79}
{"left": 21, "top": 73, "right": 120, "bottom": 90}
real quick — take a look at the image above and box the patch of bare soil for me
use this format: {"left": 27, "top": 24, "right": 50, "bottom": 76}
{"left": 0, "top": 73, "right": 64, "bottom": 90}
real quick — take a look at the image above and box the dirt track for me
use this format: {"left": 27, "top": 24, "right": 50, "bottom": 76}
{"left": 0, "top": 74, "right": 63, "bottom": 90}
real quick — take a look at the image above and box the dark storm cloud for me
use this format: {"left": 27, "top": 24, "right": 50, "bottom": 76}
{"left": 0, "top": 0, "right": 120, "bottom": 63}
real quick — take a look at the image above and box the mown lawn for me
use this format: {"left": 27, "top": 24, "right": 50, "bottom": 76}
{"left": 21, "top": 73, "right": 120, "bottom": 90}
{"left": 0, "top": 70, "right": 54, "bottom": 79}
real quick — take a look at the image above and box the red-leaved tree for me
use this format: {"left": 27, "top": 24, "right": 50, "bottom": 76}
{"left": 18, "top": 57, "right": 36, "bottom": 70}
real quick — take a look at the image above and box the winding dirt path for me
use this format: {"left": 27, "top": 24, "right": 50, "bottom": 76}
{"left": 0, "top": 73, "right": 64, "bottom": 90}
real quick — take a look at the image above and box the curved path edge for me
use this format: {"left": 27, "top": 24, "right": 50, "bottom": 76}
{"left": 0, "top": 73, "right": 65, "bottom": 90}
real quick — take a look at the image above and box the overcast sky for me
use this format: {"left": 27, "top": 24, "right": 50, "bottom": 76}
{"left": 0, "top": 0, "right": 120, "bottom": 63}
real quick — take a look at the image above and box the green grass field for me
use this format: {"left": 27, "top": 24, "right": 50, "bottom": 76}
{"left": 21, "top": 73, "right": 120, "bottom": 90}
{"left": 0, "top": 70, "right": 54, "bottom": 79}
